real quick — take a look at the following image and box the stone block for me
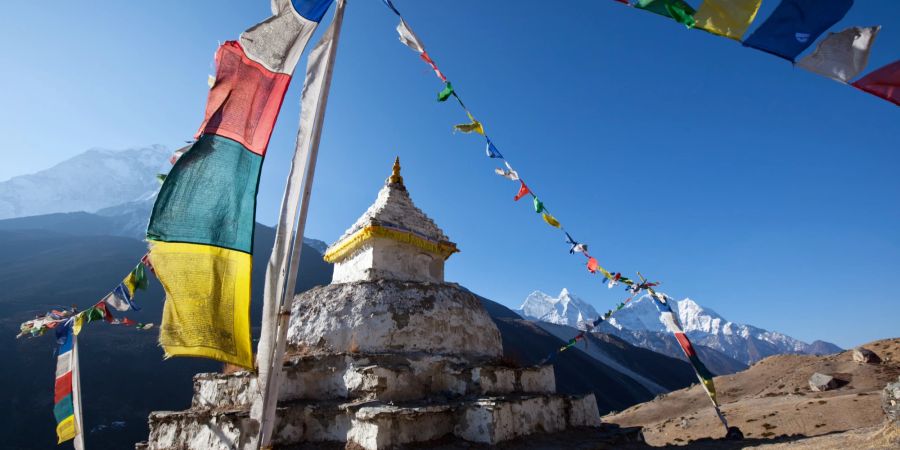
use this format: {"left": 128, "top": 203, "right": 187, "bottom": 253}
{"left": 809, "top": 372, "right": 839, "bottom": 392}
{"left": 853, "top": 347, "right": 882, "bottom": 364}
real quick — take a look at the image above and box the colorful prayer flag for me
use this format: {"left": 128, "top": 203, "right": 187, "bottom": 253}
{"left": 533, "top": 197, "right": 545, "bottom": 213}
{"left": 54, "top": 323, "right": 82, "bottom": 445}
{"left": 454, "top": 112, "right": 485, "bottom": 135}
{"left": 636, "top": 0, "right": 696, "bottom": 28}
{"left": 652, "top": 293, "right": 718, "bottom": 404}
{"left": 514, "top": 181, "right": 531, "bottom": 201}
{"left": 148, "top": 1, "right": 332, "bottom": 369}
{"left": 797, "top": 26, "right": 880, "bottom": 83}
{"left": 542, "top": 212, "right": 561, "bottom": 228}
{"left": 438, "top": 82, "right": 454, "bottom": 101}
{"left": 693, "top": 0, "right": 761, "bottom": 41}
{"left": 587, "top": 257, "right": 599, "bottom": 273}
{"left": 852, "top": 60, "right": 900, "bottom": 106}
{"left": 102, "top": 284, "right": 137, "bottom": 312}
{"left": 485, "top": 139, "right": 503, "bottom": 158}
{"left": 742, "top": 0, "right": 855, "bottom": 62}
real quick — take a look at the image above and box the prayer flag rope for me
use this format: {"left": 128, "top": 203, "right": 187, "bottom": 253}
{"left": 618, "top": 0, "right": 897, "bottom": 106}
{"left": 380, "top": 0, "right": 746, "bottom": 432}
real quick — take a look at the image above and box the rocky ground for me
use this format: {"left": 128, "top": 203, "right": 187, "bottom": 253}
{"left": 603, "top": 338, "right": 900, "bottom": 447}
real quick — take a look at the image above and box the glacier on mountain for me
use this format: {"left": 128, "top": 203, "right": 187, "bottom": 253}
{"left": 517, "top": 288, "right": 599, "bottom": 327}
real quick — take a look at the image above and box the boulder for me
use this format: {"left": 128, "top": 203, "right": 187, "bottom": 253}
{"left": 884, "top": 376, "right": 900, "bottom": 422}
{"left": 852, "top": 347, "right": 882, "bottom": 364}
{"left": 809, "top": 372, "right": 839, "bottom": 392}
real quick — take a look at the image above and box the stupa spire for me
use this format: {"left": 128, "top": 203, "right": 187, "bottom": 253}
{"left": 386, "top": 156, "right": 404, "bottom": 187}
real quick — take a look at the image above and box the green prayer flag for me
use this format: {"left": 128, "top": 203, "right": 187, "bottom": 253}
{"left": 637, "top": 0, "right": 696, "bottom": 28}
{"left": 132, "top": 264, "right": 148, "bottom": 291}
{"left": 533, "top": 197, "right": 545, "bottom": 214}
{"left": 437, "top": 82, "right": 454, "bottom": 102}
{"left": 85, "top": 307, "right": 105, "bottom": 323}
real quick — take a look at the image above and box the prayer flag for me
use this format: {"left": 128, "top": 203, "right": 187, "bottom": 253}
{"left": 542, "top": 212, "right": 561, "bottom": 228}
{"left": 636, "top": 0, "right": 696, "bottom": 28}
{"left": 485, "top": 139, "right": 503, "bottom": 158}
{"left": 694, "top": 0, "right": 761, "bottom": 41}
{"left": 437, "top": 82, "right": 454, "bottom": 101}
{"left": 150, "top": 242, "right": 253, "bottom": 368}
{"left": 421, "top": 52, "right": 447, "bottom": 82}
{"left": 533, "top": 197, "right": 545, "bottom": 213}
{"left": 397, "top": 19, "right": 425, "bottom": 53}
{"left": 852, "top": 60, "right": 900, "bottom": 106}
{"left": 454, "top": 112, "right": 485, "bottom": 135}
{"left": 797, "top": 26, "right": 880, "bottom": 83}
{"left": 514, "top": 181, "right": 531, "bottom": 201}
{"left": 148, "top": 0, "right": 332, "bottom": 369}
{"left": 653, "top": 293, "right": 718, "bottom": 404}
{"left": 743, "top": 0, "right": 855, "bottom": 62}
{"left": 103, "top": 284, "right": 138, "bottom": 312}
{"left": 587, "top": 257, "right": 599, "bottom": 273}
{"left": 494, "top": 161, "right": 519, "bottom": 180}
{"left": 124, "top": 263, "right": 148, "bottom": 294}
{"left": 54, "top": 323, "right": 82, "bottom": 446}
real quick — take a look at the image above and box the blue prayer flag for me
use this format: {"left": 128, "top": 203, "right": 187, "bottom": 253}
{"left": 743, "top": 0, "right": 854, "bottom": 62}
{"left": 485, "top": 139, "right": 503, "bottom": 159}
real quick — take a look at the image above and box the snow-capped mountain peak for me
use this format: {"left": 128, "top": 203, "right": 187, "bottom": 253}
{"left": 518, "top": 289, "right": 599, "bottom": 327}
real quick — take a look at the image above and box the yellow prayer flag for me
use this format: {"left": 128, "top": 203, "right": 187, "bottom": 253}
{"left": 541, "top": 212, "right": 561, "bottom": 228}
{"left": 454, "top": 112, "right": 485, "bottom": 135}
{"left": 149, "top": 241, "right": 253, "bottom": 369}
{"left": 694, "top": 0, "right": 761, "bottom": 41}
{"left": 56, "top": 416, "right": 77, "bottom": 443}
{"left": 72, "top": 314, "right": 84, "bottom": 336}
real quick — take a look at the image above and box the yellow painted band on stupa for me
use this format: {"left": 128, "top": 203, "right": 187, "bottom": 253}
{"left": 323, "top": 225, "right": 458, "bottom": 263}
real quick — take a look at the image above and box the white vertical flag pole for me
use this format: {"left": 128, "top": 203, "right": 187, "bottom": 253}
{"left": 252, "top": 0, "right": 347, "bottom": 448}
{"left": 72, "top": 332, "right": 85, "bottom": 450}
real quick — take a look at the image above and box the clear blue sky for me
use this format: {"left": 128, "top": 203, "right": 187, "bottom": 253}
{"left": 2, "top": 1, "right": 898, "bottom": 348}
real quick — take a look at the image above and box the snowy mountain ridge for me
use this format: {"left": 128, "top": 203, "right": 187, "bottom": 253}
{"left": 517, "top": 288, "right": 599, "bottom": 327}
{"left": 0, "top": 145, "right": 170, "bottom": 220}
{"left": 520, "top": 289, "right": 841, "bottom": 365}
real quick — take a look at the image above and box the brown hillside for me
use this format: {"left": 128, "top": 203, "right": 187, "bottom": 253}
{"left": 603, "top": 338, "right": 900, "bottom": 446}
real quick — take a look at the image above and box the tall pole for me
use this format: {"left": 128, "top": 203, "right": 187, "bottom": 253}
{"left": 252, "top": 1, "right": 346, "bottom": 448}
{"left": 72, "top": 332, "right": 85, "bottom": 450}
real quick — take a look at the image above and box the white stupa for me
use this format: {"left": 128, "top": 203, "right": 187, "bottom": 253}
{"left": 140, "top": 158, "right": 600, "bottom": 450}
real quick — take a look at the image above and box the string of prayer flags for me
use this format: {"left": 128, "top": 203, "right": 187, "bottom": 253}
{"left": 693, "top": 0, "right": 761, "bottom": 41}
{"left": 797, "top": 26, "right": 880, "bottom": 83}
{"left": 636, "top": 0, "right": 696, "bottom": 28}
{"left": 485, "top": 140, "right": 503, "bottom": 158}
{"left": 454, "top": 112, "right": 485, "bottom": 135}
{"left": 54, "top": 322, "right": 82, "bottom": 445}
{"left": 852, "top": 60, "right": 900, "bottom": 106}
{"left": 542, "top": 212, "right": 561, "bottom": 228}
{"left": 742, "top": 0, "right": 855, "bottom": 62}
{"left": 514, "top": 181, "right": 531, "bottom": 201}
{"left": 147, "top": 0, "right": 335, "bottom": 369}
{"left": 437, "top": 82, "right": 454, "bottom": 101}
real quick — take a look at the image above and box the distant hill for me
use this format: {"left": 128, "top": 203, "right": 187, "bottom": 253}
{"left": 0, "top": 211, "right": 332, "bottom": 450}
{"left": 605, "top": 338, "right": 900, "bottom": 446}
